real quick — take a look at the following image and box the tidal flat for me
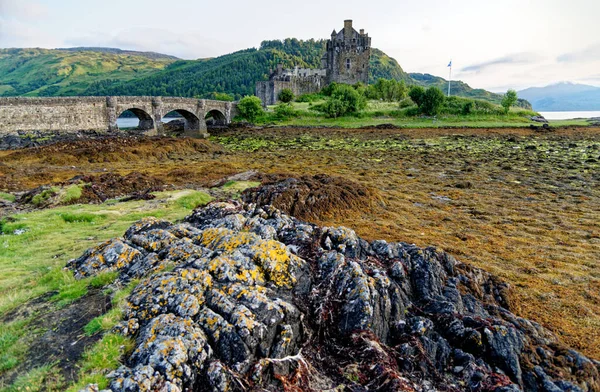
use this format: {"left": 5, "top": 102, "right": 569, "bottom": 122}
{"left": 0, "top": 126, "right": 599, "bottom": 387}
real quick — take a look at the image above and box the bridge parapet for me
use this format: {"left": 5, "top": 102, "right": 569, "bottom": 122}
{"left": 0, "top": 96, "right": 238, "bottom": 137}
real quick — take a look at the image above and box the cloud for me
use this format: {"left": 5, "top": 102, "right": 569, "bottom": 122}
{"left": 65, "top": 28, "right": 227, "bottom": 59}
{"left": 0, "top": 0, "right": 55, "bottom": 47}
{"left": 557, "top": 43, "right": 600, "bottom": 63}
{"left": 0, "top": 0, "right": 48, "bottom": 20}
{"left": 460, "top": 52, "right": 541, "bottom": 74}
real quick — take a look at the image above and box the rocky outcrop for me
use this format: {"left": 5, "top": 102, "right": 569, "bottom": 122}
{"left": 68, "top": 202, "right": 600, "bottom": 392}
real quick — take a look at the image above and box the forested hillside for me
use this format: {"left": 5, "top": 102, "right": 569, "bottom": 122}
{"left": 0, "top": 42, "right": 522, "bottom": 106}
{"left": 0, "top": 48, "right": 172, "bottom": 96}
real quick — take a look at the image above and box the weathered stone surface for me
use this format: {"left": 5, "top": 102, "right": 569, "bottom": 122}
{"left": 70, "top": 202, "right": 600, "bottom": 392}
{"left": 256, "top": 20, "right": 371, "bottom": 105}
{"left": 0, "top": 97, "right": 238, "bottom": 136}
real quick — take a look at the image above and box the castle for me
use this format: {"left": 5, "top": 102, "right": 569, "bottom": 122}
{"left": 256, "top": 20, "right": 371, "bottom": 106}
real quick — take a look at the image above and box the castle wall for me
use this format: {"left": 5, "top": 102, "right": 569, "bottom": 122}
{"left": 254, "top": 20, "right": 371, "bottom": 106}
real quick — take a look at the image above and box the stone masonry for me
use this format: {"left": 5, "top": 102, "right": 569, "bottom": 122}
{"left": 256, "top": 20, "right": 371, "bottom": 106}
{"left": 0, "top": 96, "right": 239, "bottom": 137}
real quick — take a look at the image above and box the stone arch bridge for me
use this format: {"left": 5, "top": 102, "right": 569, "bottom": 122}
{"left": 0, "top": 96, "right": 239, "bottom": 137}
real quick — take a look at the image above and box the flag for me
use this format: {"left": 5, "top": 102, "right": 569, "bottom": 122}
{"left": 448, "top": 60, "right": 452, "bottom": 67}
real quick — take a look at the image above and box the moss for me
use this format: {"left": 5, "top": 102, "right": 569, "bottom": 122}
{"left": 175, "top": 191, "right": 213, "bottom": 210}
{"left": 61, "top": 184, "right": 83, "bottom": 204}
{"left": 0, "top": 192, "right": 15, "bottom": 202}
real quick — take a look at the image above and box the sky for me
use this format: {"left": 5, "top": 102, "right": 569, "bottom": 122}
{"left": 0, "top": 0, "right": 599, "bottom": 92}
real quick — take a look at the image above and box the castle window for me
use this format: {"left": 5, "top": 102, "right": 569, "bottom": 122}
{"left": 346, "top": 59, "right": 351, "bottom": 70}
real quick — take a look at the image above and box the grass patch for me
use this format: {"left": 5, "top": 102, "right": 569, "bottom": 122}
{"left": 0, "top": 319, "right": 32, "bottom": 373}
{"left": 31, "top": 187, "right": 59, "bottom": 206}
{"left": 83, "top": 278, "right": 137, "bottom": 336}
{"left": 175, "top": 191, "right": 213, "bottom": 210}
{"left": 0, "top": 192, "right": 15, "bottom": 203}
{"left": 60, "top": 184, "right": 83, "bottom": 204}
{"left": 1, "top": 364, "right": 64, "bottom": 392}
{"left": 222, "top": 180, "right": 261, "bottom": 192}
{"left": 65, "top": 334, "right": 134, "bottom": 392}
{"left": 59, "top": 212, "right": 103, "bottom": 223}
{"left": 0, "top": 191, "right": 200, "bottom": 316}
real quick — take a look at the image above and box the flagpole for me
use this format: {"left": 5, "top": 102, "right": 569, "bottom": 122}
{"left": 448, "top": 61, "right": 452, "bottom": 97}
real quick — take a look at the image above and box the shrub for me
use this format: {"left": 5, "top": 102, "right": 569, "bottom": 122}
{"left": 369, "top": 79, "right": 408, "bottom": 102}
{"left": 295, "top": 93, "right": 321, "bottom": 103}
{"left": 321, "top": 82, "right": 338, "bottom": 96}
{"left": 421, "top": 87, "right": 445, "bottom": 116}
{"left": 278, "top": 88, "right": 294, "bottom": 103}
{"left": 462, "top": 100, "right": 474, "bottom": 115}
{"left": 398, "top": 98, "right": 415, "bottom": 109}
{"left": 237, "top": 96, "right": 264, "bottom": 122}
{"left": 273, "top": 103, "right": 298, "bottom": 120}
{"left": 331, "top": 84, "right": 366, "bottom": 113}
{"left": 322, "top": 98, "right": 346, "bottom": 118}
{"left": 408, "top": 86, "right": 426, "bottom": 107}
{"left": 212, "top": 92, "right": 235, "bottom": 102}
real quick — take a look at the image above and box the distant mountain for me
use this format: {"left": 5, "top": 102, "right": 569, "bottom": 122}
{"left": 58, "top": 47, "right": 180, "bottom": 61}
{"left": 0, "top": 48, "right": 174, "bottom": 96}
{"left": 0, "top": 43, "right": 527, "bottom": 107}
{"left": 518, "top": 82, "right": 600, "bottom": 111}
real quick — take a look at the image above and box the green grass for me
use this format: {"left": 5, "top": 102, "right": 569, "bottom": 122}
{"left": 222, "top": 181, "right": 261, "bottom": 193}
{"left": 61, "top": 185, "right": 83, "bottom": 204}
{"left": 1, "top": 364, "right": 64, "bottom": 392}
{"left": 0, "top": 319, "right": 32, "bottom": 373}
{"left": 254, "top": 100, "right": 589, "bottom": 129}
{"left": 175, "top": 190, "right": 213, "bottom": 210}
{"left": 83, "top": 278, "right": 137, "bottom": 336}
{"left": 0, "top": 193, "right": 15, "bottom": 203}
{"left": 59, "top": 212, "right": 101, "bottom": 223}
{"left": 65, "top": 334, "right": 134, "bottom": 392}
{"left": 0, "top": 191, "right": 205, "bottom": 316}
{"left": 31, "top": 187, "right": 59, "bottom": 206}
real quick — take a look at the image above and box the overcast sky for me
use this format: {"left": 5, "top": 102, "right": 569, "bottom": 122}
{"left": 0, "top": 0, "right": 598, "bottom": 92}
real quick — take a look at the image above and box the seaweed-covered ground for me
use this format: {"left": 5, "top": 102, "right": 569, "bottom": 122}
{"left": 0, "top": 126, "right": 599, "bottom": 385}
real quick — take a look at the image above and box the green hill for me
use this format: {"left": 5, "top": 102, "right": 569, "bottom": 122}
{"left": 0, "top": 44, "right": 528, "bottom": 108}
{"left": 0, "top": 48, "right": 173, "bottom": 96}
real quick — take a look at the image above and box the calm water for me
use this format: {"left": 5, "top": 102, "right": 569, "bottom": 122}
{"left": 540, "top": 111, "right": 600, "bottom": 120}
{"left": 116, "top": 117, "right": 179, "bottom": 128}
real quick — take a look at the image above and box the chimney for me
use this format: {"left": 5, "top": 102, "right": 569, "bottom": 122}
{"left": 360, "top": 29, "right": 365, "bottom": 35}
{"left": 344, "top": 20, "right": 353, "bottom": 40}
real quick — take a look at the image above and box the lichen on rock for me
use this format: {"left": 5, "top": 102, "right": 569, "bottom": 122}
{"left": 69, "top": 201, "right": 600, "bottom": 392}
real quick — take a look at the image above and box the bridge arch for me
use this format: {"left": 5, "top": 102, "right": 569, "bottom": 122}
{"left": 161, "top": 109, "right": 201, "bottom": 134}
{"left": 205, "top": 109, "right": 227, "bottom": 126}
{"left": 117, "top": 108, "right": 154, "bottom": 131}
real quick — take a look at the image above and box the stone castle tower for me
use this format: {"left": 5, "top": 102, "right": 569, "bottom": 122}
{"left": 256, "top": 20, "right": 371, "bottom": 106}
{"left": 322, "top": 20, "right": 371, "bottom": 85}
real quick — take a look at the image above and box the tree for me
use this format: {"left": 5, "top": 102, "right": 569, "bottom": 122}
{"left": 237, "top": 96, "right": 263, "bottom": 122}
{"left": 408, "top": 86, "right": 426, "bottom": 107}
{"left": 420, "top": 87, "right": 445, "bottom": 116}
{"left": 501, "top": 89, "right": 518, "bottom": 114}
{"left": 278, "top": 88, "right": 294, "bottom": 103}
